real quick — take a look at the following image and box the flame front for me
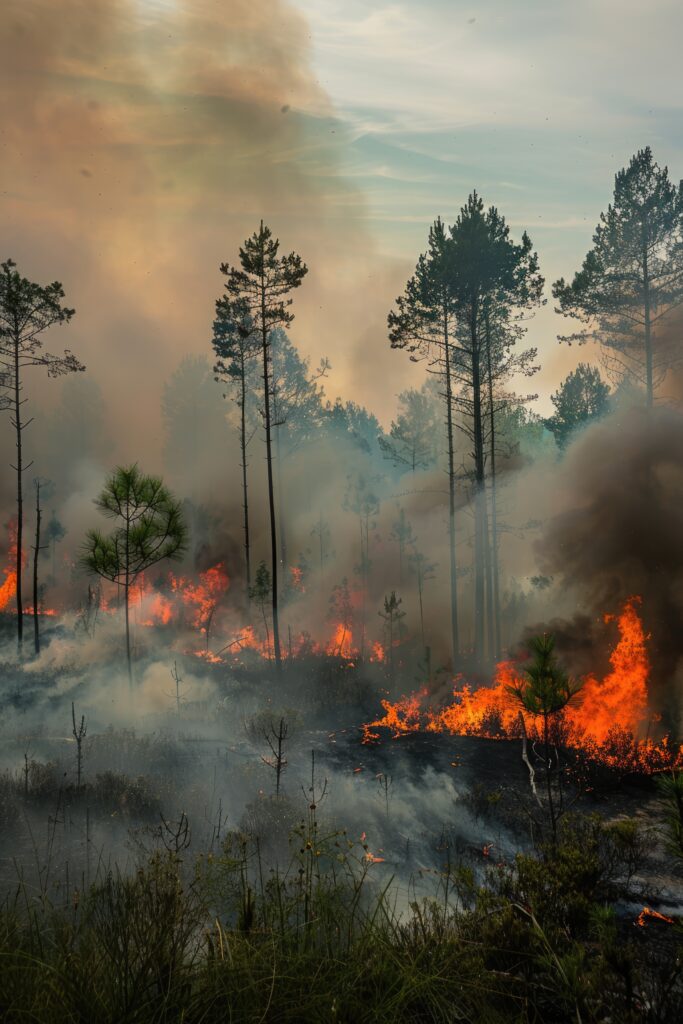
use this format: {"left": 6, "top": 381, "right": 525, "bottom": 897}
{"left": 362, "top": 599, "right": 683, "bottom": 771}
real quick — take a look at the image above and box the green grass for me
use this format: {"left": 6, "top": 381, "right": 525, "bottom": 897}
{"left": 0, "top": 807, "right": 681, "bottom": 1023}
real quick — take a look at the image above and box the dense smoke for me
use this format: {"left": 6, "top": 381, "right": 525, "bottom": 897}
{"left": 0, "top": 0, "right": 411, "bottom": 462}
{"left": 534, "top": 403, "right": 683, "bottom": 726}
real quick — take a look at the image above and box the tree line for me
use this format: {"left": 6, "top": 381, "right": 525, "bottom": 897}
{"left": 1, "top": 146, "right": 682, "bottom": 674}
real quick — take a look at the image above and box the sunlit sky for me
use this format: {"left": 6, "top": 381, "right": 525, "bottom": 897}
{"left": 3, "top": 0, "right": 682, "bottom": 441}
{"left": 292, "top": 0, "right": 683, "bottom": 406}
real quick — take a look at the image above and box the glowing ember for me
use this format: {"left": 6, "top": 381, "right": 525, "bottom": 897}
{"left": 370, "top": 640, "right": 385, "bottom": 663}
{"left": 635, "top": 907, "right": 675, "bottom": 927}
{"left": 289, "top": 566, "right": 305, "bottom": 592}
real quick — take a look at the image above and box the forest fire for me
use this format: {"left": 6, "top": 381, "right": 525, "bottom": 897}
{"left": 362, "top": 599, "right": 683, "bottom": 772}
{"left": 0, "top": 519, "right": 19, "bottom": 612}
{"left": 635, "top": 907, "right": 675, "bottom": 928}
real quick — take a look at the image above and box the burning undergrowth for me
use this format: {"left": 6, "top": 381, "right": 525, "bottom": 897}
{"left": 362, "top": 597, "right": 683, "bottom": 774}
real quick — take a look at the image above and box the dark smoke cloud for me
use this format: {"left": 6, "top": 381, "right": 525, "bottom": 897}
{"left": 535, "top": 403, "right": 683, "bottom": 725}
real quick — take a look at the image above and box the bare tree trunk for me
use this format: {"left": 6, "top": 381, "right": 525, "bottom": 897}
{"left": 275, "top": 422, "right": 288, "bottom": 570}
{"left": 470, "top": 306, "right": 486, "bottom": 666}
{"left": 13, "top": 335, "right": 23, "bottom": 649}
{"left": 33, "top": 480, "right": 42, "bottom": 655}
{"left": 485, "top": 309, "right": 502, "bottom": 660}
{"left": 239, "top": 352, "right": 252, "bottom": 594}
{"left": 643, "top": 245, "right": 653, "bottom": 409}
{"left": 443, "top": 312, "right": 460, "bottom": 666}
{"left": 259, "top": 265, "right": 282, "bottom": 674}
{"left": 124, "top": 581, "right": 132, "bottom": 689}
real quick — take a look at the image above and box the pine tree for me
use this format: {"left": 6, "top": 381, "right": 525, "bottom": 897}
{"left": 82, "top": 466, "right": 187, "bottom": 686}
{"left": 249, "top": 560, "right": 273, "bottom": 658}
{"left": 379, "top": 385, "right": 440, "bottom": 474}
{"left": 213, "top": 301, "right": 259, "bottom": 592}
{"left": 388, "top": 218, "right": 461, "bottom": 666}
{"left": 507, "top": 635, "right": 582, "bottom": 842}
{"left": 0, "top": 259, "right": 84, "bottom": 649}
{"left": 545, "top": 363, "right": 610, "bottom": 448}
{"left": 553, "top": 147, "right": 683, "bottom": 406}
{"left": 218, "top": 224, "right": 308, "bottom": 674}
{"left": 449, "top": 196, "right": 543, "bottom": 666}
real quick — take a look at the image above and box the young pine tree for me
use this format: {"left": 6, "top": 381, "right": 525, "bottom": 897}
{"left": 82, "top": 466, "right": 188, "bottom": 687}
{"left": 507, "top": 635, "right": 583, "bottom": 842}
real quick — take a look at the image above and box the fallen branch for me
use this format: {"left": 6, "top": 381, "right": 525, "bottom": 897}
{"left": 519, "top": 712, "right": 542, "bottom": 807}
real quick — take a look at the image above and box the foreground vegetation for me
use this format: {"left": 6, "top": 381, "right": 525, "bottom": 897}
{"left": 1, "top": 794, "right": 681, "bottom": 1024}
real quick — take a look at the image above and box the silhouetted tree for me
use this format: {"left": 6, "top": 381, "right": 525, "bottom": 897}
{"left": 0, "top": 258, "right": 83, "bottom": 648}
{"left": 379, "top": 384, "right": 440, "bottom": 474}
{"left": 311, "top": 511, "right": 333, "bottom": 581}
{"left": 378, "top": 591, "right": 406, "bottom": 685}
{"left": 270, "top": 328, "right": 328, "bottom": 569}
{"left": 450, "top": 195, "right": 543, "bottom": 665}
{"left": 553, "top": 147, "right": 683, "bottom": 406}
{"left": 82, "top": 465, "right": 187, "bottom": 686}
{"left": 388, "top": 218, "right": 461, "bottom": 666}
{"left": 43, "top": 509, "right": 66, "bottom": 583}
{"left": 162, "top": 355, "right": 228, "bottom": 526}
{"left": 213, "top": 301, "right": 259, "bottom": 592}
{"left": 323, "top": 397, "right": 385, "bottom": 456}
{"left": 218, "top": 223, "right": 308, "bottom": 674}
{"left": 328, "top": 576, "right": 355, "bottom": 657}
{"left": 31, "top": 478, "right": 50, "bottom": 655}
{"left": 389, "top": 506, "right": 416, "bottom": 585}
{"left": 344, "top": 473, "right": 380, "bottom": 660}
{"left": 545, "top": 363, "right": 610, "bottom": 448}
{"left": 249, "top": 560, "right": 272, "bottom": 657}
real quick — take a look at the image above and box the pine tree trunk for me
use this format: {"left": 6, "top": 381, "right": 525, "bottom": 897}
{"left": 259, "top": 268, "right": 282, "bottom": 673}
{"left": 485, "top": 309, "right": 502, "bottom": 659}
{"left": 124, "top": 510, "right": 133, "bottom": 688}
{"left": 643, "top": 245, "right": 653, "bottom": 409}
{"left": 124, "top": 581, "right": 132, "bottom": 689}
{"left": 13, "top": 335, "right": 23, "bottom": 649}
{"left": 33, "top": 483, "right": 41, "bottom": 655}
{"left": 470, "top": 306, "right": 486, "bottom": 666}
{"left": 239, "top": 354, "right": 251, "bottom": 594}
{"left": 275, "top": 422, "right": 288, "bottom": 570}
{"left": 443, "top": 310, "right": 460, "bottom": 666}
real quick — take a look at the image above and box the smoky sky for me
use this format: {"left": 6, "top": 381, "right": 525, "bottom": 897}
{"left": 0, "top": 0, "right": 413, "bottom": 464}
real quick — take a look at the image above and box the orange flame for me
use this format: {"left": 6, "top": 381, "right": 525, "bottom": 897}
{"left": 635, "top": 907, "right": 675, "bottom": 927}
{"left": 361, "top": 599, "right": 683, "bottom": 772}
{"left": 0, "top": 520, "right": 20, "bottom": 612}
{"left": 326, "top": 622, "right": 357, "bottom": 660}
{"left": 172, "top": 564, "right": 230, "bottom": 634}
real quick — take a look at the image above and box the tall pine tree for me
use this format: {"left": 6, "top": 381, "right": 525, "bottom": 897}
{"left": 217, "top": 224, "right": 307, "bottom": 673}
{"left": 553, "top": 147, "right": 683, "bottom": 407}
